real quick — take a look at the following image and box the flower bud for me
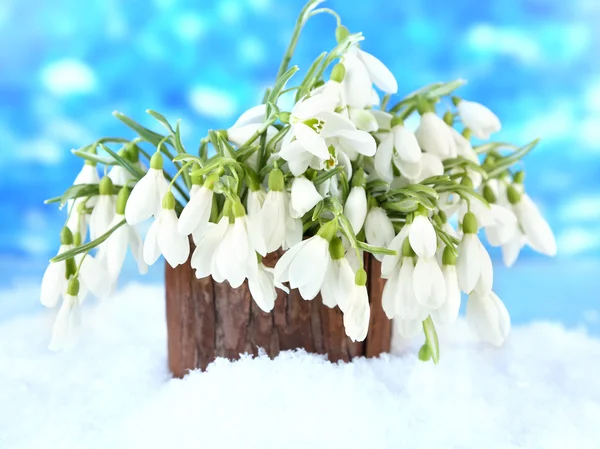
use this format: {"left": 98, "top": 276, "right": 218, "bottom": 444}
{"left": 66, "top": 277, "right": 80, "bottom": 296}
{"left": 330, "top": 63, "right": 346, "bottom": 83}
{"left": 98, "top": 176, "right": 114, "bottom": 195}
{"left": 418, "top": 343, "right": 431, "bottom": 361}
{"left": 354, "top": 268, "right": 367, "bottom": 287}
{"left": 335, "top": 25, "right": 350, "bottom": 43}
{"left": 462, "top": 212, "right": 478, "bottom": 234}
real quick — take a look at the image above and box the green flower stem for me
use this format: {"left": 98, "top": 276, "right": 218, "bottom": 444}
{"left": 308, "top": 7, "right": 341, "bottom": 26}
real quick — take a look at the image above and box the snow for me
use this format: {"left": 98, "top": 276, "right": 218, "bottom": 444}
{"left": 1, "top": 284, "right": 599, "bottom": 449}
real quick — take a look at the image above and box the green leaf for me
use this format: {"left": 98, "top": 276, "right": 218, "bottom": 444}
{"left": 113, "top": 111, "right": 167, "bottom": 147}
{"left": 473, "top": 142, "right": 516, "bottom": 155}
{"left": 338, "top": 214, "right": 359, "bottom": 250}
{"left": 357, "top": 241, "right": 397, "bottom": 256}
{"left": 173, "top": 153, "right": 203, "bottom": 163}
{"left": 296, "top": 51, "right": 327, "bottom": 101}
{"left": 51, "top": 219, "right": 127, "bottom": 263}
{"left": 313, "top": 166, "right": 344, "bottom": 186}
{"left": 339, "top": 171, "right": 350, "bottom": 203}
{"left": 311, "top": 200, "right": 325, "bottom": 222}
{"left": 426, "top": 79, "right": 466, "bottom": 99}
{"left": 268, "top": 66, "right": 300, "bottom": 103}
{"left": 71, "top": 149, "right": 115, "bottom": 166}
{"left": 99, "top": 144, "right": 144, "bottom": 180}
{"left": 486, "top": 139, "right": 540, "bottom": 178}
{"left": 422, "top": 316, "right": 440, "bottom": 364}
{"left": 146, "top": 109, "right": 175, "bottom": 134}
{"left": 404, "top": 183, "right": 439, "bottom": 199}
{"left": 382, "top": 198, "right": 419, "bottom": 213}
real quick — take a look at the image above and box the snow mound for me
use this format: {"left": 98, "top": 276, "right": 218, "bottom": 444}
{"left": 1, "top": 283, "right": 599, "bottom": 449}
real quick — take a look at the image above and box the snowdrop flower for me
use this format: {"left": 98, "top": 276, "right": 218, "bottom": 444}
{"left": 101, "top": 187, "right": 148, "bottom": 282}
{"left": 508, "top": 186, "right": 556, "bottom": 257}
{"left": 48, "top": 278, "right": 82, "bottom": 352}
{"left": 374, "top": 117, "right": 422, "bottom": 182}
{"left": 248, "top": 262, "right": 288, "bottom": 313}
{"left": 246, "top": 185, "right": 268, "bottom": 256}
{"left": 274, "top": 220, "right": 336, "bottom": 300}
{"left": 344, "top": 170, "right": 368, "bottom": 234}
{"left": 364, "top": 206, "right": 395, "bottom": 261}
{"left": 143, "top": 192, "right": 190, "bottom": 268}
{"left": 108, "top": 145, "right": 144, "bottom": 187}
{"left": 432, "top": 247, "right": 461, "bottom": 326}
{"left": 455, "top": 98, "right": 501, "bottom": 140}
{"left": 227, "top": 104, "right": 279, "bottom": 149}
{"left": 67, "top": 162, "right": 100, "bottom": 238}
{"left": 125, "top": 152, "right": 169, "bottom": 225}
{"left": 394, "top": 317, "right": 423, "bottom": 339}
{"left": 481, "top": 185, "right": 519, "bottom": 247}
{"left": 456, "top": 212, "right": 493, "bottom": 295}
{"left": 415, "top": 110, "right": 456, "bottom": 159}
{"left": 190, "top": 218, "right": 229, "bottom": 279}
{"left": 466, "top": 290, "right": 510, "bottom": 346}
{"left": 343, "top": 268, "right": 371, "bottom": 342}
{"left": 178, "top": 174, "right": 217, "bottom": 241}
{"left": 89, "top": 176, "right": 116, "bottom": 241}
{"left": 320, "top": 237, "right": 355, "bottom": 312}
{"left": 212, "top": 202, "right": 261, "bottom": 288}
{"left": 290, "top": 176, "right": 323, "bottom": 218}
{"left": 261, "top": 168, "right": 292, "bottom": 253}
{"left": 408, "top": 212, "right": 437, "bottom": 260}
{"left": 40, "top": 227, "right": 75, "bottom": 308}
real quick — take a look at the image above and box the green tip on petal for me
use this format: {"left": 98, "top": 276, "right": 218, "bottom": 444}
{"left": 329, "top": 236, "right": 345, "bottom": 260}
{"left": 232, "top": 201, "right": 246, "bottom": 218}
{"left": 460, "top": 175, "right": 473, "bottom": 189}
{"left": 99, "top": 176, "right": 114, "bottom": 195}
{"left": 162, "top": 191, "right": 176, "bottom": 210}
{"left": 66, "top": 277, "right": 80, "bottom": 296}
{"left": 268, "top": 168, "right": 285, "bottom": 192}
{"left": 442, "top": 245, "right": 456, "bottom": 266}
{"left": 507, "top": 185, "right": 522, "bottom": 205}
{"left": 60, "top": 226, "right": 74, "bottom": 245}
{"left": 402, "top": 237, "right": 416, "bottom": 257}
{"left": 116, "top": 186, "right": 131, "bottom": 215}
{"left": 355, "top": 268, "right": 367, "bottom": 287}
{"left": 351, "top": 168, "right": 366, "bottom": 188}
{"left": 483, "top": 185, "right": 497, "bottom": 204}
{"left": 443, "top": 110, "right": 454, "bottom": 126}
{"left": 462, "top": 212, "right": 478, "bottom": 234}
{"left": 335, "top": 25, "right": 350, "bottom": 43}
{"left": 278, "top": 111, "right": 291, "bottom": 124}
{"left": 317, "top": 220, "right": 338, "bottom": 242}
{"left": 513, "top": 170, "right": 525, "bottom": 184}
{"left": 418, "top": 343, "right": 432, "bottom": 361}
{"left": 330, "top": 63, "right": 346, "bottom": 83}
{"left": 150, "top": 152, "right": 164, "bottom": 170}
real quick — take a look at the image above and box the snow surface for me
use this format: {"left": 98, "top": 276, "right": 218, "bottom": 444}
{"left": 1, "top": 284, "right": 599, "bottom": 449}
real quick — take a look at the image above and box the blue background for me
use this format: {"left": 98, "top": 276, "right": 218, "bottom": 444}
{"left": 1, "top": 0, "right": 599, "bottom": 331}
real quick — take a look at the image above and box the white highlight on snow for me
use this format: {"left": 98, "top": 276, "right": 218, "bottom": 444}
{"left": 189, "top": 86, "right": 237, "bottom": 119}
{"left": 40, "top": 59, "right": 97, "bottom": 96}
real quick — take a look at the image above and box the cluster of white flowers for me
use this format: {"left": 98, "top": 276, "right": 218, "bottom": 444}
{"left": 40, "top": 0, "right": 555, "bottom": 360}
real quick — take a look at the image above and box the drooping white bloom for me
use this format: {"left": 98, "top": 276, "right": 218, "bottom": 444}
{"left": 227, "top": 104, "right": 278, "bottom": 164}
{"left": 40, "top": 229, "right": 74, "bottom": 308}
{"left": 512, "top": 193, "right": 556, "bottom": 257}
{"left": 89, "top": 177, "right": 116, "bottom": 241}
{"left": 101, "top": 213, "right": 147, "bottom": 282}
{"left": 364, "top": 207, "right": 395, "bottom": 261}
{"left": 48, "top": 278, "right": 82, "bottom": 352}
{"left": 341, "top": 45, "right": 397, "bottom": 109}
{"left": 374, "top": 121, "right": 422, "bottom": 182}
{"left": 245, "top": 187, "right": 268, "bottom": 256}
{"left": 248, "top": 262, "right": 288, "bottom": 313}
{"left": 484, "top": 204, "right": 519, "bottom": 247}
{"left": 431, "top": 248, "right": 461, "bottom": 326}
{"left": 320, "top": 237, "right": 355, "bottom": 312}
{"left": 178, "top": 183, "right": 214, "bottom": 240}
{"left": 466, "top": 290, "right": 510, "bottom": 346}
{"left": 457, "top": 99, "right": 501, "bottom": 140}
{"left": 125, "top": 153, "right": 169, "bottom": 225}
{"left": 143, "top": 192, "right": 190, "bottom": 268}
{"left": 76, "top": 253, "right": 112, "bottom": 301}
{"left": 191, "top": 218, "right": 230, "bottom": 279}
{"left": 290, "top": 176, "right": 323, "bottom": 218}
{"left": 343, "top": 281, "right": 371, "bottom": 342}
{"left": 274, "top": 223, "right": 334, "bottom": 300}
{"left": 408, "top": 214, "right": 437, "bottom": 259}
{"left": 413, "top": 256, "right": 446, "bottom": 310}
{"left": 456, "top": 213, "right": 493, "bottom": 295}
{"left": 344, "top": 185, "right": 367, "bottom": 234}
{"left": 415, "top": 112, "right": 456, "bottom": 159}
{"left": 212, "top": 208, "right": 261, "bottom": 288}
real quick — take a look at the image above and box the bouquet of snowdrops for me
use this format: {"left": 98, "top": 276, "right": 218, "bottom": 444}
{"left": 40, "top": 0, "right": 556, "bottom": 362}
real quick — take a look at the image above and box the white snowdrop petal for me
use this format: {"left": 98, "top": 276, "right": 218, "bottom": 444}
{"left": 191, "top": 221, "right": 227, "bottom": 278}
{"left": 344, "top": 187, "right": 368, "bottom": 234}
{"left": 232, "top": 104, "right": 267, "bottom": 128}
{"left": 261, "top": 191, "right": 287, "bottom": 253}
{"left": 357, "top": 49, "right": 398, "bottom": 94}
{"left": 458, "top": 100, "right": 501, "bottom": 140}
{"left": 502, "top": 232, "right": 525, "bottom": 268}
{"left": 336, "top": 258, "right": 356, "bottom": 313}
{"left": 290, "top": 177, "right": 323, "bottom": 218}
{"left": 432, "top": 266, "right": 461, "bottom": 326}
{"left": 178, "top": 186, "right": 213, "bottom": 236}
{"left": 415, "top": 112, "right": 453, "bottom": 159}
{"left": 273, "top": 239, "right": 308, "bottom": 283}
{"left": 335, "top": 129, "right": 377, "bottom": 157}
{"left": 467, "top": 291, "right": 510, "bottom": 346}
{"left": 412, "top": 258, "right": 433, "bottom": 308}
{"left": 125, "top": 171, "right": 158, "bottom": 225}
{"left": 128, "top": 225, "right": 148, "bottom": 275}
{"left": 143, "top": 218, "right": 161, "bottom": 266}
{"left": 40, "top": 260, "right": 66, "bottom": 308}
{"left": 374, "top": 133, "right": 394, "bottom": 183}
{"left": 106, "top": 223, "right": 128, "bottom": 281}
{"left": 293, "top": 91, "right": 337, "bottom": 119}
{"left": 365, "top": 207, "right": 395, "bottom": 250}
{"left": 90, "top": 195, "right": 116, "bottom": 241}
{"left": 415, "top": 153, "right": 444, "bottom": 182}
{"left": 79, "top": 255, "right": 111, "bottom": 298}
{"left": 394, "top": 126, "right": 421, "bottom": 164}
{"left": 342, "top": 55, "right": 373, "bottom": 109}
{"left": 474, "top": 242, "right": 494, "bottom": 296}
{"left": 320, "top": 260, "right": 339, "bottom": 309}
{"left": 158, "top": 210, "right": 190, "bottom": 268}
{"left": 349, "top": 108, "right": 378, "bottom": 132}
{"left": 288, "top": 237, "right": 328, "bottom": 292}
{"left": 517, "top": 195, "right": 557, "bottom": 256}
{"left": 457, "top": 234, "right": 482, "bottom": 294}
{"left": 248, "top": 264, "right": 277, "bottom": 313}
{"left": 49, "top": 296, "right": 81, "bottom": 352}
{"left": 380, "top": 227, "right": 408, "bottom": 279}
{"left": 382, "top": 272, "right": 399, "bottom": 319}
{"left": 408, "top": 215, "right": 437, "bottom": 259}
